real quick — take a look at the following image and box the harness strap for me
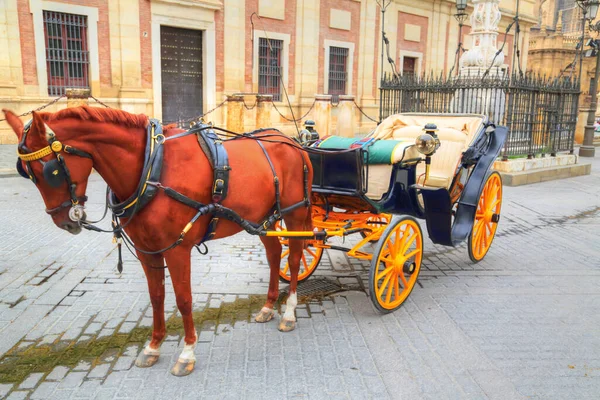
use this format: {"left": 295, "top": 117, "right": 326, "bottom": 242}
{"left": 255, "top": 140, "right": 282, "bottom": 218}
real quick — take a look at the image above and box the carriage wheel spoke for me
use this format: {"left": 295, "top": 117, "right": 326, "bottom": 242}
{"left": 393, "top": 274, "right": 400, "bottom": 299}
{"left": 380, "top": 256, "right": 394, "bottom": 264}
{"left": 404, "top": 248, "right": 421, "bottom": 260}
{"left": 490, "top": 198, "right": 501, "bottom": 210}
{"left": 301, "top": 254, "right": 308, "bottom": 271}
{"left": 485, "top": 221, "right": 492, "bottom": 233}
{"left": 283, "top": 263, "right": 290, "bottom": 275}
{"left": 384, "top": 274, "right": 394, "bottom": 304}
{"left": 377, "top": 273, "right": 393, "bottom": 298}
{"left": 399, "top": 272, "right": 409, "bottom": 288}
{"left": 376, "top": 265, "right": 394, "bottom": 281}
{"left": 400, "top": 232, "right": 417, "bottom": 255}
{"left": 306, "top": 248, "right": 318, "bottom": 258}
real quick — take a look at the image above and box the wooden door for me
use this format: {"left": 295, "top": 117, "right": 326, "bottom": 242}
{"left": 160, "top": 26, "right": 203, "bottom": 125}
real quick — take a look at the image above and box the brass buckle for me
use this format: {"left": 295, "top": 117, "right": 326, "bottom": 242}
{"left": 213, "top": 179, "right": 224, "bottom": 194}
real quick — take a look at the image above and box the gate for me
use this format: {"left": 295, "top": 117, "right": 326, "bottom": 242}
{"left": 379, "top": 73, "right": 581, "bottom": 158}
{"left": 160, "top": 26, "right": 203, "bottom": 125}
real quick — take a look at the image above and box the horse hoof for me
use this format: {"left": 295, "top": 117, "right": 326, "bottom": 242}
{"left": 135, "top": 347, "right": 160, "bottom": 368}
{"left": 255, "top": 308, "right": 274, "bottom": 323}
{"left": 170, "top": 359, "right": 195, "bottom": 377}
{"left": 278, "top": 318, "right": 296, "bottom": 332}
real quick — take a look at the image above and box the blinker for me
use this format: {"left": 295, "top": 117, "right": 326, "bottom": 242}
{"left": 16, "top": 160, "right": 29, "bottom": 180}
{"left": 42, "top": 159, "right": 66, "bottom": 187}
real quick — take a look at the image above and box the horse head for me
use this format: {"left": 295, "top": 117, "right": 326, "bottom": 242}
{"left": 3, "top": 109, "right": 94, "bottom": 234}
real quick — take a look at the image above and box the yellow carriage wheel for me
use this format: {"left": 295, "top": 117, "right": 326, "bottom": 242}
{"left": 274, "top": 221, "right": 324, "bottom": 283}
{"left": 360, "top": 214, "right": 390, "bottom": 243}
{"left": 468, "top": 171, "right": 502, "bottom": 263}
{"left": 368, "top": 216, "right": 423, "bottom": 313}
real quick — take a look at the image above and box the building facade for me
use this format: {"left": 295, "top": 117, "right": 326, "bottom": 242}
{"left": 527, "top": 0, "right": 596, "bottom": 143}
{"left": 0, "top": 0, "right": 536, "bottom": 143}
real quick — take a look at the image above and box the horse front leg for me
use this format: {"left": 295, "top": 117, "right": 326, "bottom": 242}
{"left": 164, "top": 249, "right": 197, "bottom": 377}
{"left": 255, "top": 236, "right": 283, "bottom": 323}
{"left": 279, "top": 237, "right": 302, "bottom": 332}
{"left": 135, "top": 255, "right": 166, "bottom": 368}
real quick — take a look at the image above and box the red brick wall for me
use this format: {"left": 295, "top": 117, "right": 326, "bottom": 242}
{"left": 318, "top": 0, "right": 361, "bottom": 95}
{"left": 17, "top": 0, "right": 37, "bottom": 85}
{"left": 139, "top": 0, "right": 152, "bottom": 88}
{"left": 245, "top": 0, "right": 297, "bottom": 95}
{"left": 215, "top": 6, "right": 224, "bottom": 93}
{"left": 397, "top": 12, "right": 428, "bottom": 74}
{"left": 16, "top": 0, "right": 112, "bottom": 90}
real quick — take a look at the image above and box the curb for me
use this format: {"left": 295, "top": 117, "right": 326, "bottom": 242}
{"left": 0, "top": 171, "right": 18, "bottom": 179}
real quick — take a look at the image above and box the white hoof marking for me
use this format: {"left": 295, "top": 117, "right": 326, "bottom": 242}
{"left": 283, "top": 292, "right": 297, "bottom": 322}
{"left": 143, "top": 344, "right": 160, "bottom": 356}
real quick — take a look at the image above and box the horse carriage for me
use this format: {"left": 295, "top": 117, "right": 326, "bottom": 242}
{"left": 275, "top": 113, "right": 507, "bottom": 313}
{"left": 6, "top": 105, "right": 506, "bottom": 375}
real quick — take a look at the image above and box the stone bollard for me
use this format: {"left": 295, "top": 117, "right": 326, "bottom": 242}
{"left": 337, "top": 95, "right": 356, "bottom": 138}
{"left": 66, "top": 88, "right": 90, "bottom": 108}
{"left": 256, "top": 95, "right": 273, "bottom": 129}
{"left": 226, "top": 95, "right": 244, "bottom": 133}
{"left": 314, "top": 95, "right": 332, "bottom": 137}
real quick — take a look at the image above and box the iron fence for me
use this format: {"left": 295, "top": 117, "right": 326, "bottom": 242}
{"left": 379, "top": 72, "right": 581, "bottom": 158}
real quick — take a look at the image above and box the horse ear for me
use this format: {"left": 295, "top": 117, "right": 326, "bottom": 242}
{"left": 26, "top": 111, "right": 52, "bottom": 149}
{"left": 1, "top": 109, "right": 24, "bottom": 140}
{"left": 31, "top": 111, "right": 47, "bottom": 138}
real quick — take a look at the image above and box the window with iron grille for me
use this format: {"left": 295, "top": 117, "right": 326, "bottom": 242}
{"left": 328, "top": 46, "right": 348, "bottom": 102}
{"left": 43, "top": 11, "right": 90, "bottom": 96}
{"left": 258, "top": 38, "right": 282, "bottom": 102}
{"left": 402, "top": 57, "right": 417, "bottom": 76}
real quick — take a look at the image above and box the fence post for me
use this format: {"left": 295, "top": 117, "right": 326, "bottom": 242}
{"left": 66, "top": 88, "right": 90, "bottom": 108}
{"left": 226, "top": 95, "right": 244, "bottom": 133}
{"left": 314, "top": 95, "right": 331, "bottom": 137}
{"left": 256, "top": 95, "right": 273, "bottom": 129}
{"left": 337, "top": 95, "right": 356, "bottom": 138}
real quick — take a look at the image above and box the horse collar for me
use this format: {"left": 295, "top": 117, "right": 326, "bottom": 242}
{"left": 107, "top": 119, "right": 165, "bottom": 218}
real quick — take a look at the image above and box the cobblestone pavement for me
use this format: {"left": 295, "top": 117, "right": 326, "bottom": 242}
{"left": 0, "top": 148, "right": 599, "bottom": 399}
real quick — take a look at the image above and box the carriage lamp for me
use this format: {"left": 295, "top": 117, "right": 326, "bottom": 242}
{"left": 415, "top": 123, "right": 441, "bottom": 186}
{"left": 415, "top": 123, "right": 441, "bottom": 156}
{"left": 415, "top": 134, "right": 438, "bottom": 155}
{"left": 298, "top": 120, "right": 320, "bottom": 145}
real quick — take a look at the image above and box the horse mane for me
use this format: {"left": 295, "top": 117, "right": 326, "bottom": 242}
{"left": 41, "top": 106, "right": 149, "bottom": 129}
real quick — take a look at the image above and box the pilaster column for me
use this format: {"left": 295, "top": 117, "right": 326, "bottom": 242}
{"left": 256, "top": 95, "right": 273, "bottom": 129}
{"left": 314, "top": 95, "right": 332, "bottom": 137}
{"left": 227, "top": 95, "right": 244, "bottom": 133}
{"left": 337, "top": 95, "right": 356, "bottom": 138}
{"left": 0, "top": 0, "right": 22, "bottom": 97}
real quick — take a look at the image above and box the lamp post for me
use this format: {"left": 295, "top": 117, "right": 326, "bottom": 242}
{"left": 578, "top": 0, "right": 599, "bottom": 157}
{"left": 453, "top": 0, "right": 469, "bottom": 75}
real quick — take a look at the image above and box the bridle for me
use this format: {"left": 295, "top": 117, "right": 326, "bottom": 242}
{"left": 16, "top": 120, "right": 93, "bottom": 221}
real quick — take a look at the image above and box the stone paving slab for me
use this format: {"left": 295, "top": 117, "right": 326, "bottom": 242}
{"left": 0, "top": 149, "right": 599, "bottom": 399}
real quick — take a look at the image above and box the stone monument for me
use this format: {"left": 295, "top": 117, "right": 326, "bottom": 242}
{"left": 455, "top": 0, "right": 507, "bottom": 121}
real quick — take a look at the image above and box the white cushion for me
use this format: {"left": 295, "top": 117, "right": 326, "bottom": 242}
{"left": 368, "top": 114, "right": 484, "bottom": 189}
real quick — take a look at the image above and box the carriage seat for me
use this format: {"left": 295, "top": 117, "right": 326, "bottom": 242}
{"left": 365, "top": 113, "right": 486, "bottom": 199}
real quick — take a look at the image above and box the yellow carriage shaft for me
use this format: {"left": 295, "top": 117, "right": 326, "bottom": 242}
{"left": 266, "top": 210, "right": 392, "bottom": 262}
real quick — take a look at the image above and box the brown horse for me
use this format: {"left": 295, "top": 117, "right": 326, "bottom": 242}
{"left": 3, "top": 106, "right": 312, "bottom": 376}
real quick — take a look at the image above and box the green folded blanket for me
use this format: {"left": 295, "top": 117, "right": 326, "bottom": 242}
{"left": 317, "top": 136, "right": 408, "bottom": 164}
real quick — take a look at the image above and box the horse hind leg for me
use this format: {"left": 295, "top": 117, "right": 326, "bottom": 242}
{"left": 135, "top": 257, "right": 166, "bottom": 368}
{"left": 255, "top": 236, "right": 283, "bottom": 323}
{"left": 164, "top": 249, "right": 198, "bottom": 377}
